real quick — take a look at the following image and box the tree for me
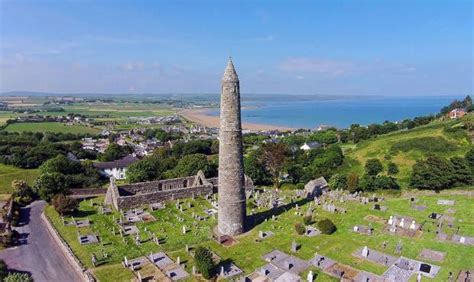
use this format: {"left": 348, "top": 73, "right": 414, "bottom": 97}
{"left": 126, "top": 158, "right": 160, "bottom": 183}
{"left": 450, "top": 157, "right": 473, "bottom": 186}
{"left": 172, "top": 154, "right": 216, "bottom": 178}
{"left": 387, "top": 162, "right": 399, "bottom": 175}
{"left": 410, "top": 156, "right": 455, "bottom": 191}
{"left": 466, "top": 148, "right": 474, "bottom": 171}
{"left": 328, "top": 174, "right": 347, "bottom": 190}
{"left": 40, "top": 154, "right": 83, "bottom": 175}
{"left": 52, "top": 194, "right": 78, "bottom": 215}
{"left": 11, "top": 180, "right": 35, "bottom": 205}
{"left": 98, "top": 144, "right": 132, "bottom": 162}
{"left": 365, "top": 159, "right": 383, "bottom": 176}
{"left": 317, "top": 219, "right": 337, "bottom": 234}
{"left": 260, "top": 143, "right": 289, "bottom": 187}
{"left": 0, "top": 260, "right": 7, "bottom": 280}
{"left": 34, "top": 172, "right": 68, "bottom": 202}
{"left": 346, "top": 173, "right": 359, "bottom": 193}
{"left": 244, "top": 152, "right": 271, "bottom": 186}
{"left": 194, "top": 247, "right": 215, "bottom": 279}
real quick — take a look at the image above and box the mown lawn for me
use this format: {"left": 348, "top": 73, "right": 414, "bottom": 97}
{"left": 0, "top": 164, "right": 40, "bottom": 194}
{"left": 47, "top": 189, "right": 474, "bottom": 281}
{"left": 3, "top": 122, "right": 101, "bottom": 134}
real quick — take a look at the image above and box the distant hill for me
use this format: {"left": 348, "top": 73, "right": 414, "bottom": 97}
{"left": 338, "top": 113, "right": 473, "bottom": 188}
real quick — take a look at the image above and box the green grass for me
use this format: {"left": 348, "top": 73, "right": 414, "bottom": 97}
{"left": 47, "top": 189, "right": 474, "bottom": 281}
{"left": 0, "top": 164, "right": 40, "bottom": 194}
{"left": 3, "top": 122, "right": 101, "bottom": 134}
{"left": 338, "top": 120, "right": 472, "bottom": 187}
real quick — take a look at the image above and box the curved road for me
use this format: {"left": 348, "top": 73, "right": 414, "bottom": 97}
{"left": 0, "top": 201, "right": 83, "bottom": 282}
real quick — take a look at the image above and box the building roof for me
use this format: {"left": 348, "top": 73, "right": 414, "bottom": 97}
{"left": 305, "top": 177, "right": 328, "bottom": 191}
{"left": 94, "top": 155, "right": 139, "bottom": 170}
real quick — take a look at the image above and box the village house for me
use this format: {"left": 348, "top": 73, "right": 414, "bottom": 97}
{"left": 449, "top": 108, "right": 466, "bottom": 119}
{"left": 300, "top": 141, "right": 321, "bottom": 151}
{"left": 94, "top": 155, "right": 139, "bottom": 180}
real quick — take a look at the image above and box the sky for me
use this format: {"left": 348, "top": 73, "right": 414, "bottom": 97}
{"left": 0, "top": 0, "right": 472, "bottom": 96}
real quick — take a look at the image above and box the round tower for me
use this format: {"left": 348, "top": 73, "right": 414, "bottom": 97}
{"left": 217, "top": 58, "right": 246, "bottom": 236}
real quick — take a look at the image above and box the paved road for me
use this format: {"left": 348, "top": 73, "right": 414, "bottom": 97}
{"left": 0, "top": 201, "right": 84, "bottom": 282}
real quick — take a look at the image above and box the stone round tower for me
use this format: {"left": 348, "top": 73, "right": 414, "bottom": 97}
{"left": 217, "top": 58, "right": 246, "bottom": 236}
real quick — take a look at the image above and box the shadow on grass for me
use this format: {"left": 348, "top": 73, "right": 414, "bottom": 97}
{"left": 246, "top": 197, "right": 311, "bottom": 230}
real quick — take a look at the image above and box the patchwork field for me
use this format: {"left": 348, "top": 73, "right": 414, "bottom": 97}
{"left": 339, "top": 119, "right": 472, "bottom": 187}
{"left": 2, "top": 122, "right": 101, "bottom": 134}
{"left": 46, "top": 188, "right": 474, "bottom": 281}
{"left": 0, "top": 164, "right": 40, "bottom": 194}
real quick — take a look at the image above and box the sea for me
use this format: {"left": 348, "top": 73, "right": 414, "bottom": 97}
{"left": 206, "top": 95, "right": 461, "bottom": 129}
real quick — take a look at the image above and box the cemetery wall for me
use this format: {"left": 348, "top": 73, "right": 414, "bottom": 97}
{"left": 41, "top": 212, "right": 96, "bottom": 282}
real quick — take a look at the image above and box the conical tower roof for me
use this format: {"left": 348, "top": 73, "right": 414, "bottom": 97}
{"left": 222, "top": 57, "right": 239, "bottom": 82}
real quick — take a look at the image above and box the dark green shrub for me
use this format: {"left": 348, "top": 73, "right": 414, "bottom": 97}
{"left": 0, "top": 259, "right": 7, "bottom": 280}
{"left": 294, "top": 223, "right": 305, "bottom": 235}
{"left": 194, "top": 246, "right": 215, "bottom": 279}
{"left": 317, "top": 219, "right": 337, "bottom": 235}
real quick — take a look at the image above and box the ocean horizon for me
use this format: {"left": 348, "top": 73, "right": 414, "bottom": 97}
{"left": 206, "top": 95, "right": 461, "bottom": 129}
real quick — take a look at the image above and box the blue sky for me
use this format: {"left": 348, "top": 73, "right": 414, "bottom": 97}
{"left": 0, "top": 0, "right": 472, "bottom": 96}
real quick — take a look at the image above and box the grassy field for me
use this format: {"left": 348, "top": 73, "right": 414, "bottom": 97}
{"left": 0, "top": 164, "right": 40, "bottom": 194}
{"left": 46, "top": 189, "right": 474, "bottom": 281}
{"left": 2, "top": 122, "right": 101, "bottom": 134}
{"left": 338, "top": 118, "right": 472, "bottom": 187}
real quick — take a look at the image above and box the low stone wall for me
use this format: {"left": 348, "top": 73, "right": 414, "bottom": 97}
{"left": 116, "top": 185, "right": 213, "bottom": 210}
{"left": 70, "top": 188, "right": 107, "bottom": 196}
{"left": 41, "top": 212, "right": 96, "bottom": 282}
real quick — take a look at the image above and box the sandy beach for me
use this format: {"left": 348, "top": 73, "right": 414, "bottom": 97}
{"left": 178, "top": 108, "right": 294, "bottom": 131}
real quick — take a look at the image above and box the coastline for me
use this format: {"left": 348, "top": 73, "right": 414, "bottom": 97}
{"left": 178, "top": 108, "right": 295, "bottom": 131}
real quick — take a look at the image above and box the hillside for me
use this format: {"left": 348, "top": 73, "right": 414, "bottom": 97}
{"left": 339, "top": 113, "right": 473, "bottom": 188}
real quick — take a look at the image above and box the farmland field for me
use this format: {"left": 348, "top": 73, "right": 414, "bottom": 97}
{"left": 2, "top": 122, "right": 101, "bottom": 134}
{"left": 0, "top": 164, "right": 40, "bottom": 194}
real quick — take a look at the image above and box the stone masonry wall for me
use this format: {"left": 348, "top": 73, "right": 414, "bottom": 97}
{"left": 116, "top": 184, "right": 213, "bottom": 210}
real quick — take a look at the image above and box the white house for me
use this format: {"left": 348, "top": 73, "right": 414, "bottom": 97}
{"left": 300, "top": 141, "right": 321, "bottom": 151}
{"left": 94, "top": 155, "right": 139, "bottom": 180}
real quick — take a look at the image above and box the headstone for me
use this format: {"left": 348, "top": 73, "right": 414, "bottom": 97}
{"left": 460, "top": 236, "right": 466, "bottom": 244}
{"left": 388, "top": 216, "right": 393, "bottom": 225}
{"left": 307, "top": 270, "right": 313, "bottom": 282}
{"left": 399, "top": 218, "right": 405, "bottom": 228}
{"left": 291, "top": 240, "right": 298, "bottom": 253}
{"left": 177, "top": 256, "right": 180, "bottom": 265}
{"left": 353, "top": 226, "right": 359, "bottom": 232}
{"left": 192, "top": 265, "right": 196, "bottom": 275}
{"left": 417, "top": 273, "right": 422, "bottom": 282}
{"left": 410, "top": 220, "right": 416, "bottom": 230}
{"left": 362, "top": 246, "right": 369, "bottom": 257}
{"left": 124, "top": 256, "right": 128, "bottom": 267}
{"left": 182, "top": 226, "right": 186, "bottom": 234}
{"left": 220, "top": 266, "right": 225, "bottom": 276}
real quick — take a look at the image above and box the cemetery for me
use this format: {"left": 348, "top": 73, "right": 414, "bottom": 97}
{"left": 44, "top": 187, "right": 474, "bottom": 281}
